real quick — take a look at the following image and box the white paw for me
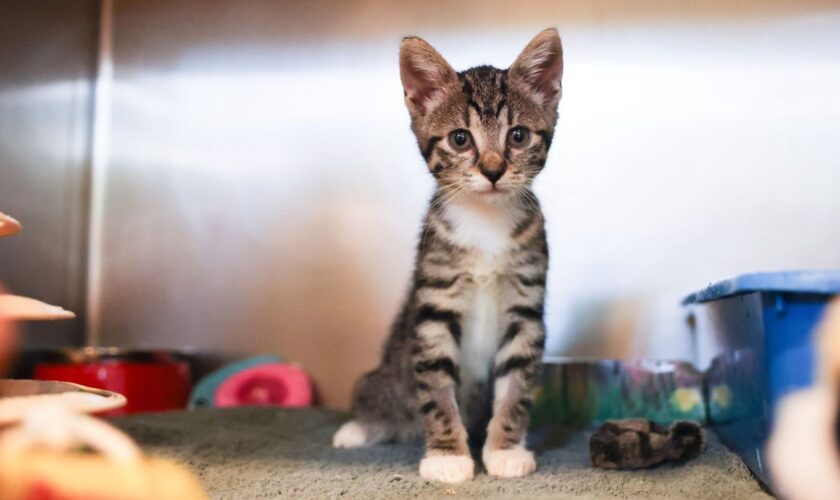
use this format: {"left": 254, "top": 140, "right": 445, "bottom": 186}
{"left": 483, "top": 447, "right": 536, "bottom": 478}
{"left": 419, "top": 455, "right": 475, "bottom": 483}
{"left": 332, "top": 420, "right": 370, "bottom": 448}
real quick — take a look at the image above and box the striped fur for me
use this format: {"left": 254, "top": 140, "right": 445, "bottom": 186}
{"left": 334, "top": 28, "right": 563, "bottom": 483}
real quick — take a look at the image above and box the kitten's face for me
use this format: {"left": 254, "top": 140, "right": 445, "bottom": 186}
{"left": 400, "top": 29, "right": 563, "bottom": 202}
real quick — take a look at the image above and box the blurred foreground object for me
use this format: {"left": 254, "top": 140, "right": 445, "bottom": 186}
{"left": 0, "top": 214, "right": 204, "bottom": 498}
{"left": 767, "top": 297, "right": 840, "bottom": 500}
{"left": 0, "top": 403, "right": 206, "bottom": 500}
{"left": 0, "top": 288, "right": 16, "bottom": 376}
{"left": 1, "top": 212, "right": 186, "bottom": 415}
{"left": 0, "top": 379, "right": 125, "bottom": 424}
{"left": 590, "top": 419, "right": 704, "bottom": 470}
{"left": 0, "top": 211, "right": 74, "bottom": 321}
{"left": 0, "top": 212, "right": 21, "bottom": 238}
{"left": 0, "top": 294, "right": 76, "bottom": 321}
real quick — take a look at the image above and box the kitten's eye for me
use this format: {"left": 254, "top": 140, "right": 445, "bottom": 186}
{"left": 448, "top": 129, "right": 473, "bottom": 151}
{"left": 507, "top": 126, "right": 531, "bottom": 148}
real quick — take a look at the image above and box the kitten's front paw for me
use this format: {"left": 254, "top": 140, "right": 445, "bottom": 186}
{"left": 419, "top": 455, "right": 475, "bottom": 483}
{"left": 483, "top": 447, "right": 536, "bottom": 478}
{"left": 332, "top": 420, "right": 370, "bottom": 448}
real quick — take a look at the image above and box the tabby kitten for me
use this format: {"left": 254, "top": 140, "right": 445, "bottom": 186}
{"left": 333, "top": 28, "right": 563, "bottom": 484}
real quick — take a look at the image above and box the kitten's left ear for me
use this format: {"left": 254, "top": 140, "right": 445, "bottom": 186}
{"left": 509, "top": 28, "right": 564, "bottom": 109}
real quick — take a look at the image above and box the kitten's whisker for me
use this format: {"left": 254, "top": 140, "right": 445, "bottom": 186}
{"left": 426, "top": 182, "right": 462, "bottom": 213}
{"left": 518, "top": 189, "right": 541, "bottom": 215}
{"left": 421, "top": 182, "right": 464, "bottom": 250}
{"left": 430, "top": 185, "right": 465, "bottom": 248}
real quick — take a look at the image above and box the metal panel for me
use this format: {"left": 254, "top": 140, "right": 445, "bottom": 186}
{"left": 101, "top": 0, "right": 443, "bottom": 409}
{"left": 0, "top": 1, "right": 99, "bottom": 346}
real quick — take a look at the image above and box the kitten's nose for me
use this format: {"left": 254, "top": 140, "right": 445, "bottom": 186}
{"left": 479, "top": 152, "right": 506, "bottom": 185}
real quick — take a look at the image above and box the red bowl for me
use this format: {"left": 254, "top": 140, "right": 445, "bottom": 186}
{"left": 34, "top": 348, "right": 190, "bottom": 416}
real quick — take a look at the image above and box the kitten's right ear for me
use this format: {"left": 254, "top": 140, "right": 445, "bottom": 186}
{"left": 400, "top": 37, "right": 459, "bottom": 117}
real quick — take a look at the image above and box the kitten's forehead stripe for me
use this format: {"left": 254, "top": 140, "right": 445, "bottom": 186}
{"left": 458, "top": 65, "right": 509, "bottom": 125}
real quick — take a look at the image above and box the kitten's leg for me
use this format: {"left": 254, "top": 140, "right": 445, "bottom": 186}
{"left": 482, "top": 309, "right": 545, "bottom": 478}
{"left": 482, "top": 224, "right": 548, "bottom": 478}
{"left": 414, "top": 317, "right": 474, "bottom": 483}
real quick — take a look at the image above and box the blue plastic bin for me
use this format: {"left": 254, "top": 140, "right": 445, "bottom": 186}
{"left": 683, "top": 271, "right": 840, "bottom": 487}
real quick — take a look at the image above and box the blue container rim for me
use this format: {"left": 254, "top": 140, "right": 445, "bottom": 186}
{"left": 683, "top": 270, "right": 840, "bottom": 304}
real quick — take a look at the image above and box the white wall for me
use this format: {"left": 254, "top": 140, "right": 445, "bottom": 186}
{"left": 540, "top": 14, "right": 840, "bottom": 359}
{"left": 98, "top": 3, "right": 840, "bottom": 407}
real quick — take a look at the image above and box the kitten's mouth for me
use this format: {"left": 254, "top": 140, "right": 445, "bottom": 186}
{"left": 479, "top": 185, "right": 506, "bottom": 195}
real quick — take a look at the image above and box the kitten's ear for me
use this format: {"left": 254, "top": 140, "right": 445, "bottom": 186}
{"left": 400, "top": 37, "right": 459, "bottom": 117}
{"left": 509, "top": 28, "right": 564, "bottom": 109}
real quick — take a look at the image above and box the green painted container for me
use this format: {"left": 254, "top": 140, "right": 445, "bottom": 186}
{"left": 532, "top": 358, "right": 706, "bottom": 432}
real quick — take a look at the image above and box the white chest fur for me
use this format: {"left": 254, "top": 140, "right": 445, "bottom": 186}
{"left": 444, "top": 199, "right": 522, "bottom": 386}
{"left": 460, "top": 270, "right": 502, "bottom": 386}
{"left": 444, "top": 200, "right": 520, "bottom": 259}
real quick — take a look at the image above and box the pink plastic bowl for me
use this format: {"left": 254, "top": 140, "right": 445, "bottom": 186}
{"left": 213, "top": 364, "right": 313, "bottom": 408}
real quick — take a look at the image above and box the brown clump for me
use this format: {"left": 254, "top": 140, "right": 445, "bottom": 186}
{"left": 590, "top": 419, "right": 705, "bottom": 470}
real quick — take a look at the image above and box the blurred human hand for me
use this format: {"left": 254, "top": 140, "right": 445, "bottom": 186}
{"left": 0, "top": 213, "right": 21, "bottom": 238}
{"left": 0, "top": 284, "right": 19, "bottom": 375}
